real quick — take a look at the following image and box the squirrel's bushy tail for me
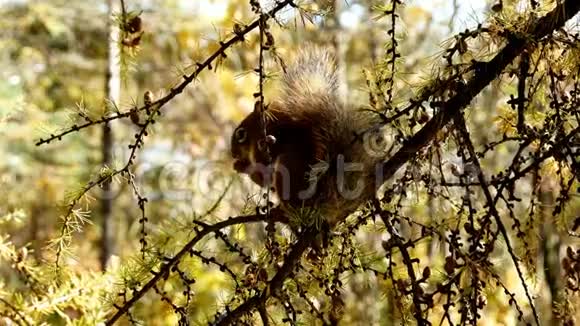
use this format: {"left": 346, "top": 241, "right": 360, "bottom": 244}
{"left": 280, "top": 48, "right": 340, "bottom": 107}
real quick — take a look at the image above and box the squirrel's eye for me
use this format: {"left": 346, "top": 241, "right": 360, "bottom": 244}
{"left": 235, "top": 128, "right": 247, "bottom": 143}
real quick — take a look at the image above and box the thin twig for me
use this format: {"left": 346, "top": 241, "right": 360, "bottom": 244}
{"left": 0, "top": 297, "right": 31, "bottom": 326}
{"left": 35, "top": 0, "right": 296, "bottom": 147}
{"left": 454, "top": 112, "right": 540, "bottom": 325}
{"left": 105, "top": 213, "right": 280, "bottom": 325}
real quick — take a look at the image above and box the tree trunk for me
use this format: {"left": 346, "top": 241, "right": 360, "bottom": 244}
{"left": 539, "top": 173, "right": 563, "bottom": 325}
{"left": 100, "top": 0, "right": 121, "bottom": 270}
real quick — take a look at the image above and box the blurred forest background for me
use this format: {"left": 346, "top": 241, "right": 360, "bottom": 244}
{"left": 0, "top": 0, "right": 579, "bottom": 325}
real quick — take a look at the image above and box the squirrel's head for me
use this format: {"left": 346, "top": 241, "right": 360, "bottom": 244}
{"left": 230, "top": 110, "right": 272, "bottom": 186}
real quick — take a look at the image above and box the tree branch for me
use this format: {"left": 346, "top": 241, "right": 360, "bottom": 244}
{"left": 212, "top": 226, "right": 318, "bottom": 325}
{"left": 376, "top": 0, "right": 580, "bottom": 194}
{"left": 35, "top": 0, "right": 296, "bottom": 147}
{"left": 105, "top": 213, "right": 280, "bottom": 325}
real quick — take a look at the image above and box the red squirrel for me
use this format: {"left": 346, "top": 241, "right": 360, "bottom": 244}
{"left": 231, "top": 49, "right": 384, "bottom": 226}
